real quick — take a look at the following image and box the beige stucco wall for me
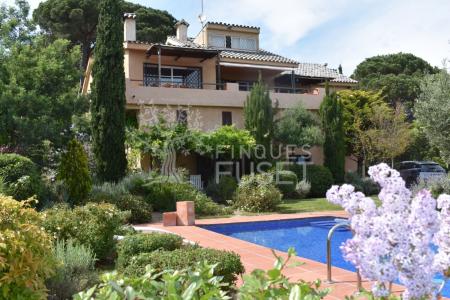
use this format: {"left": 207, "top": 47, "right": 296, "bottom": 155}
{"left": 124, "top": 48, "right": 217, "bottom": 89}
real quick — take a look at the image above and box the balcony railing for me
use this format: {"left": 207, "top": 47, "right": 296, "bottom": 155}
{"left": 130, "top": 79, "right": 315, "bottom": 95}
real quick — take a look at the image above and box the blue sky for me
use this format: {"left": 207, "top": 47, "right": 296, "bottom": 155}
{"left": 4, "top": 0, "right": 450, "bottom": 75}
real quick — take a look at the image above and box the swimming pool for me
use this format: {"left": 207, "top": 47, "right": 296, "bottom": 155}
{"left": 200, "top": 216, "right": 450, "bottom": 297}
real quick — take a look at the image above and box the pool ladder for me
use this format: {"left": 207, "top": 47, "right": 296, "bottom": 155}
{"left": 326, "top": 220, "right": 362, "bottom": 291}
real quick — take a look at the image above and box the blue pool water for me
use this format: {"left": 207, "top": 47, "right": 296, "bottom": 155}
{"left": 200, "top": 216, "right": 450, "bottom": 297}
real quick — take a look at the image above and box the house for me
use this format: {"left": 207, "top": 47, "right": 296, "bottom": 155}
{"left": 82, "top": 13, "right": 358, "bottom": 176}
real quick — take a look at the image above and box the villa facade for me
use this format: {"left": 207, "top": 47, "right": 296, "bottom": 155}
{"left": 82, "top": 13, "right": 358, "bottom": 174}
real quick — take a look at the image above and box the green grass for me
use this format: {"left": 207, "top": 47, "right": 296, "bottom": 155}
{"left": 276, "top": 198, "right": 343, "bottom": 214}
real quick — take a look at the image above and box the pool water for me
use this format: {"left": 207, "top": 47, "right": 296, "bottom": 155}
{"left": 200, "top": 216, "right": 450, "bottom": 297}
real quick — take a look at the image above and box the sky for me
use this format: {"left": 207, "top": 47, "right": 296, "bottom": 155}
{"left": 3, "top": 0, "right": 450, "bottom": 75}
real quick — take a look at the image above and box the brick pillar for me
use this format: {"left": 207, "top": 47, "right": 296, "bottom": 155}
{"left": 176, "top": 201, "right": 195, "bottom": 226}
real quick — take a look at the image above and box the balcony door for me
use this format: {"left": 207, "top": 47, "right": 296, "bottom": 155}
{"left": 143, "top": 64, "right": 202, "bottom": 89}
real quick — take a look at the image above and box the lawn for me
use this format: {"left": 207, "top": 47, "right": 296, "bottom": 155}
{"left": 276, "top": 198, "right": 343, "bottom": 214}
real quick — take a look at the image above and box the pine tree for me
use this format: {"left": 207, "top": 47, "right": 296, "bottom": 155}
{"left": 244, "top": 80, "right": 274, "bottom": 159}
{"left": 57, "top": 139, "right": 92, "bottom": 205}
{"left": 320, "top": 83, "right": 345, "bottom": 183}
{"left": 90, "top": 0, "right": 127, "bottom": 182}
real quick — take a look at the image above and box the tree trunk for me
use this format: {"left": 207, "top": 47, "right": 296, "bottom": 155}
{"left": 79, "top": 41, "right": 92, "bottom": 92}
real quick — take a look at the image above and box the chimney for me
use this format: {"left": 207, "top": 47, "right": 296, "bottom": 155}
{"left": 175, "top": 19, "right": 189, "bottom": 42}
{"left": 123, "top": 13, "right": 136, "bottom": 41}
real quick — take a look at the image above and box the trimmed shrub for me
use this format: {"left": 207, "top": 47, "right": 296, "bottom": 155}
{"left": 46, "top": 239, "right": 97, "bottom": 300}
{"left": 0, "top": 153, "right": 42, "bottom": 200}
{"left": 0, "top": 195, "right": 56, "bottom": 299}
{"left": 117, "top": 233, "right": 183, "bottom": 270}
{"left": 57, "top": 139, "right": 92, "bottom": 205}
{"left": 273, "top": 170, "right": 297, "bottom": 198}
{"left": 233, "top": 173, "right": 282, "bottom": 212}
{"left": 344, "top": 171, "right": 380, "bottom": 196}
{"left": 205, "top": 175, "right": 238, "bottom": 204}
{"left": 42, "top": 203, "right": 128, "bottom": 260}
{"left": 90, "top": 182, "right": 152, "bottom": 224}
{"left": 296, "top": 180, "right": 311, "bottom": 199}
{"left": 287, "top": 164, "right": 334, "bottom": 197}
{"left": 123, "top": 246, "right": 244, "bottom": 285}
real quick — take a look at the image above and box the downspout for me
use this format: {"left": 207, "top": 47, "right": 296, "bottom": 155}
{"left": 158, "top": 45, "right": 162, "bottom": 87}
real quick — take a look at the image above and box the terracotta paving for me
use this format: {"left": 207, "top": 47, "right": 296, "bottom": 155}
{"left": 136, "top": 211, "right": 407, "bottom": 300}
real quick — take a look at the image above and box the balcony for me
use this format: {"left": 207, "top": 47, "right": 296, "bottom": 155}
{"left": 126, "top": 80, "right": 323, "bottom": 110}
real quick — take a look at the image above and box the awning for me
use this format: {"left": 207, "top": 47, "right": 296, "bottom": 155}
{"left": 146, "top": 44, "right": 219, "bottom": 59}
{"left": 219, "top": 61, "right": 295, "bottom": 72}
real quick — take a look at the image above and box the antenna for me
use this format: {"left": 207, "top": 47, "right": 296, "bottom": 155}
{"left": 198, "top": 0, "right": 207, "bottom": 27}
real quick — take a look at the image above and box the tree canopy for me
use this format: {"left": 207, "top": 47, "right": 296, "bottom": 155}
{"left": 33, "top": 0, "right": 176, "bottom": 70}
{"left": 0, "top": 1, "right": 86, "bottom": 166}
{"left": 415, "top": 69, "right": 450, "bottom": 165}
{"left": 352, "top": 53, "right": 437, "bottom": 112}
{"left": 274, "top": 103, "right": 323, "bottom": 147}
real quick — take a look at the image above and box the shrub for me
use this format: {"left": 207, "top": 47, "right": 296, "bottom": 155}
{"left": 0, "top": 153, "right": 42, "bottom": 200}
{"left": 46, "top": 239, "right": 97, "bottom": 300}
{"left": 117, "top": 233, "right": 183, "bottom": 270}
{"left": 144, "top": 180, "right": 230, "bottom": 216}
{"left": 273, "top": 170, "right": 298, "bottom": 198}
{"left": 0, "top": 195, "right": 56, "bottom": 299}
{"left": 42, "top": 203, "right": 128, "bottom": 260}
{"left": 57, "top": 139, "right": 92, "bottom": 205}
{"left": 344, "top": 171, "right": 380, "bottom": 196}
{"left": 287, "top": 164, "right": 334, "bottom": 197}
{"left": 296, "top": 180, "right": 311, "bottom": 199}
{"left": 205, "top": 175, "right": 238, "bottom": 203}
{"left": 90, "top": 182, "right": 152, "bottom": 224}
{"left": 233, "top": 173, "right": 282, "bottom": 212}
{"left": 123, "top": 246, "right": 244, "bottom": 285}
{"left": 411, "top": 175, "right": 450, "bottom": 198}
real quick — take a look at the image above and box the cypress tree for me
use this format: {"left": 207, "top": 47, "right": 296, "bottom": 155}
{"left": 90, "top": 0, "right": 127, "bottom": 182}
{"left": 244, "top": 80, "right": 274, "bottom": 159}
{"left": 57, "top": 139, "right": 92, "bottom": 205}
{"left": 320, "top": 83, "right": 345, "bottom": 183}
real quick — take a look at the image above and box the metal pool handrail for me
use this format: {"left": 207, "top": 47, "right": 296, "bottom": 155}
{"left": 326, "top": 220, "right": 362, "bottom": 291}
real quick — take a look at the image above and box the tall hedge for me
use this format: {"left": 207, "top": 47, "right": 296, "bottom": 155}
{"left": 57, "top": 139, "right": 92, "bottom": 205}
{"left": 320, "top": 84, "right": 345, "bottom": 183}
{"left": 91, "top": 0, "right": 127, "bottom": 182}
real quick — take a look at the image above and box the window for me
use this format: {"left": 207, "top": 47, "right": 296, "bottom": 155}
{"left": 176, "top": 110, "right": 188, "bottom": 125}
{"left": 231, "top": 37, "right": 257, "bottom": 50}
{"left": 226, "top": 36, "right": 231, "bottom": 48}
{"left": 143, "top": 64, "right": 202, "bottom": 88}
{"left": 210, "top": 35, "right": 225, "bottom": 47}
{"left": 222, "top": 111, "right": 232, "bottom": 126}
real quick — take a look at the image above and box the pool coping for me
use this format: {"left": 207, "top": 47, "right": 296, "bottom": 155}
{"left": 137, "top": 211, "right": 407, "bottom": 300}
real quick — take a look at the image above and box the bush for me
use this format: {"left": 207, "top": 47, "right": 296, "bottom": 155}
{"left": 295, "top": 180, "right": 311, "bottom": 199}
{"left": 57, "top": 139, "right": 92, "bottom": 205}
{"left": 42, "top": 203, "right": 128, "bottom": 260}
{"left": 117, "top": 233, "right": 183, "bottom": 270}
{"left": 344, "top": 171, "right": 380, "bottom": 196}
{"left": 0, "top": 153, "right": 42, "bottom": 200}
{"left": 273, "top": 170, "right": 297, "bottom": 198}
{"left": 123, "top": 246, "right": 244, "bottom": 285}
{"left": 0, "top": 195, "right": 56, "bottom": 299}
{"left": 233, "top": 173, "right": 282, "bottom": 212}
{"left": 411, "top": 175, "right": 450, "bottom": 198}
{"left": 205, "top": 175, "right": 238, "bottom": 203}
{"left": 46, "top": 239, "right": 97, "bottom": 300}
{"left": 287, "top": 164, "right": 334, "bottom": 197}
{"left": 90, "top": 182, "right": 152, "bottom": 224}
{"left": 144, "top": 179, "right": 230, "bottom": 216}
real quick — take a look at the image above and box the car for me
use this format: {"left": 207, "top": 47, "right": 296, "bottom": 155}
{"left": 397, "top": 161, "right": 446, "bottom": 187}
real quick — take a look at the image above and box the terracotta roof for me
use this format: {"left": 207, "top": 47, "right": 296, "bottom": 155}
{"left": 165, "top": 36, "right": 297, "bottom": 65}
{"left": 220, "top": 49, "right": 297, "bottom": 64}
{"left": 286, "top": 63, "right": 357, "bottom": 84}
{"left": 206, "top": 21, "right": 259, "bottom": 30}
